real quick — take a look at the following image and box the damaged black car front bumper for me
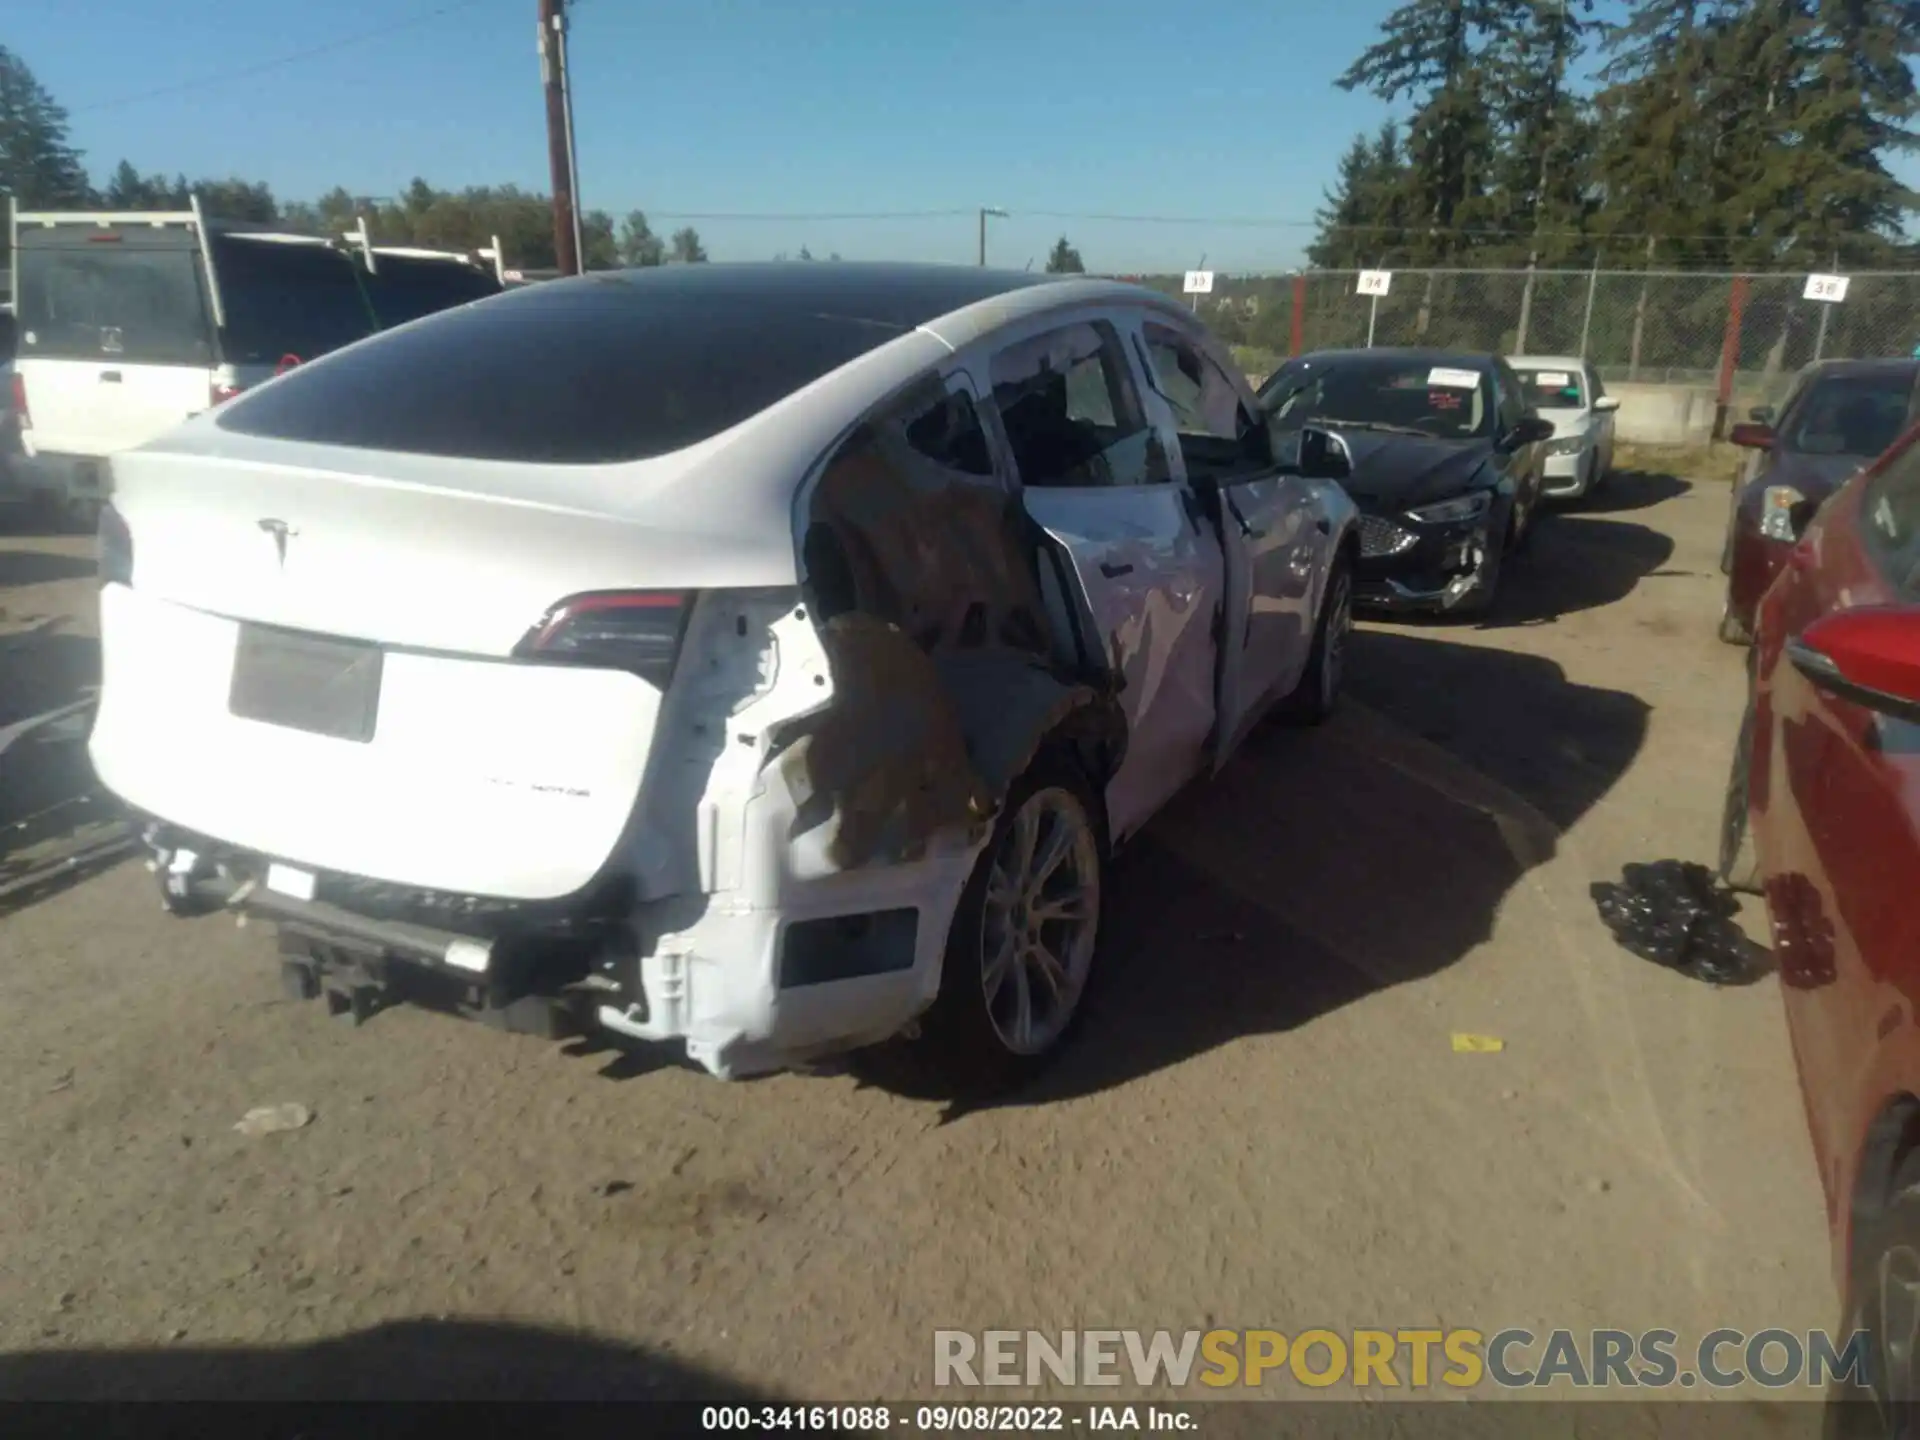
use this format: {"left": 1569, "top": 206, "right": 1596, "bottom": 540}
{"left": 1351, "top": 496, "right": 1498, "bottom": 612}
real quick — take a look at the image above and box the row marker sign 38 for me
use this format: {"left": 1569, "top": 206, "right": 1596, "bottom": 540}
{"left": 1804, "top": 273, "right": 1850, "bottom": 304}
{"left": 1183, "top": 270, "right": 1215, "bottom": 295}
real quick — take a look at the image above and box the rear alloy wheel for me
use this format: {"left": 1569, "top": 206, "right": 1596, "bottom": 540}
{"left": 1718, "top": 695, "right": 1762, "bottom": 893}
{"left": 1828, "top": 1154, "right": 1920, "bottom": 1439}
{"left": 1276, "top": 556, "right": 1351, "bottom": 726}
{"left": 917, "top": 752, "right": 1106, "bottom": 1094}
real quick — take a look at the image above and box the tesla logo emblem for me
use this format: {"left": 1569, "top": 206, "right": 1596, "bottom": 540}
{"left": 258, "top": 518, "right": 298, "bottom": 569}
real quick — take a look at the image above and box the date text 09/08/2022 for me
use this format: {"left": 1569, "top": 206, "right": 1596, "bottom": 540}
{"left": 701, "top": 1405, "right": 1193, "bottom": 1432}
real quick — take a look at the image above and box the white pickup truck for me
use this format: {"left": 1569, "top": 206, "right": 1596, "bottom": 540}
{"left": 8, "top": 198, "right": 500, "bottom": 529}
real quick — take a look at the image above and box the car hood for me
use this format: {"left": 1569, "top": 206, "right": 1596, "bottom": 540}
{"left": 1538, "top": 406, "right": 1588, "bottom": 435}
{"left": 1330, "top": 431, "right": 1495, "bottom": 513}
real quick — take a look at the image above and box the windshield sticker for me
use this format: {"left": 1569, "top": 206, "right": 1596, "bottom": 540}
{"left": 1428, "top": 367, "right": 1480, "bottom": 389}
{"left": 1430, "top": 390, "right": 1464, "bottom": 411}
{"left": 1533, "top": 371, "right": 1572, "bottom": 387}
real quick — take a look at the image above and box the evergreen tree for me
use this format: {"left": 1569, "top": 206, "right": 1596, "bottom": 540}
{"left": 0, "top": 46, "right": 89, "bottom": 208}
{"left": 1338, "top": 0, "right": 1504, "bottom": 261}
{"left": 1308, "top": 134, "right": 1379, "bottom": 268}
{"left": 619, "top": 209, "right": 666, "bottom": 266}
{"left": 1482, "top": 0, "right": 1596, "bottom": 263}
{"left": 669, "top": 226, "right": 708, "bottom": 263}
{"left": 1045, "top": 236, "right": 1086, "bottom": 273}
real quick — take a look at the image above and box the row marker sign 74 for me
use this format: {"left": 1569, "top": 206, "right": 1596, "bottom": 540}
{"left": 1356, "top": 270, "right": 1393, "bottom": 297}
{"left": 1804, "top": 273, "right": 1850, "bottom": 304}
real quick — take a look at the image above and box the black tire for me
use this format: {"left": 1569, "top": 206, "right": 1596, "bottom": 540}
{"left": 1827, "top": 1149, "right": 1920, "bottom": 1439}
{"left": 1453, "top": 519, "right": 1507, "bottom": 619}
{"left": 912, "top": 749, "right": 1108, "bottom": 1097}
{"left": 1722, "top": 481, "right": 1742, "bottom": 575}
{"left": 1276, "top": 554, "right": 1351, "bottom": 726}
{"left": 1718, "top": 591, "right": 1755, "bottom": 647}
{"left": 1719, "top": 696, "right": 1762, "bottom": 893}
{"left": 1510, "top": 487, "right": 1538, "bottom": 553}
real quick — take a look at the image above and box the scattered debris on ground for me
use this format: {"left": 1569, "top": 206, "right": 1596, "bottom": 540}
{"left": 233, "top": 1103, "right": 313, "bottom": 1137}
{"left": 1590, "top": 860, "right": 1771, "bottom": 986}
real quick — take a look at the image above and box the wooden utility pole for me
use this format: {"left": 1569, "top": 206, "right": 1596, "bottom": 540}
{"left": 538, "top": 0, "right": 581, "bottom": 276}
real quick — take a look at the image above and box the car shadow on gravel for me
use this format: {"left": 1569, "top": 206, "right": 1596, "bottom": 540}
{"left": 0, "top": 1318, "right": 790, "bottom": 1417}
{"left": 1474, "top": 511, "right": 1676, "bottom": 629}
{"left": 0, "top": 548, "right": 94, "bottom": 589}
{"left": 1566, "top": 467, "right": 1693, "bottom": 516}
{"left": 0, "top": 628, "right": 129, "bottom": 919}
{"left": 900, "top": 629, "right": 1649, "bottom": 1118}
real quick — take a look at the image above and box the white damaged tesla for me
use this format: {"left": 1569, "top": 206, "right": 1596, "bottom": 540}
{"left": 90, "top": 262, "right": 1357, "bottom": 1091}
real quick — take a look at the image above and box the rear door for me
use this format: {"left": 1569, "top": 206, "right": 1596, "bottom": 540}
{"left": 988, "top": 315, "right": 1223, "bottom": 844}
{"left": 14, "top": 224, "right": 216, "bottom": 457}
{"left": 1134, "top": 317, "right": 1319, "bottom": 760}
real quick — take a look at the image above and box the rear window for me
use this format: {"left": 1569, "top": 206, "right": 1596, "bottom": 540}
{"left": 1513, "top": 365, "right": 1584, "bottom": 408}
{"left": 1784, "top": 373, "right": 1913, "bottom": 459}
{"left": 17, "top": 242, "right": 213, "bottom": 365}
{"left": 215, "top": 276, "right": 910, "bottom": 464}
{"left": 210, "top": 236, "right": 376, "bottom": 367}
{"left": 363, "top": 256, "right": 502, "bottom": 328}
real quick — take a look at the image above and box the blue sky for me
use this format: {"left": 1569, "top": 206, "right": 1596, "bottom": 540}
{"left": 13, "top": 0, "right": 1916, "bottom": 273}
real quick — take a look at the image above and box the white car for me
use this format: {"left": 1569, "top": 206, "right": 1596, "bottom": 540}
{"left": 1508, "top": 354, "right": 1620, "bottom": 500}
{"left": 90, "top": 263, "right": 1359, "bottom": 1090}
{"left": 8, "top": 200, "right": 498, "bottom": 530}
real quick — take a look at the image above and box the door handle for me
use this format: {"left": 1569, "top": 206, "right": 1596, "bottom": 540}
{"left": 1099, "top": 561, "right": 1134, "bottom": 579}
{"left": 99, "top": 371, "right": 122, "bottom": 383}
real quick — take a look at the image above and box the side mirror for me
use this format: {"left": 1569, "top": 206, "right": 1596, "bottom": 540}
{"left": 1504, "top": 414, "right": 1555, "bottom": 450}
{"left": 1749, "top": 405, "right": 1775, "bottom": 424}
{"left": 1593, "top": 396, "right": 1621, "bottom": 414}
{"left": 1297, "top": 425, "right": 1351, "bottom": 481}
{"left": 1790, "top": 607, "right": 1920, "bottom": 725}
{"left": 1729, "top": 422, "right": 1776, "bottom": 451}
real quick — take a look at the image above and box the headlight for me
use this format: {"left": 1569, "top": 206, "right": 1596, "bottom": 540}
{"left": 1547, "top": 435, "right": 1587, "bottom": 456}
{"left": 1758, "top": 485, "right": 1806, "bottom": 542}
{"left": 1407, "top": 491, "right": 1493, "bottom": 525}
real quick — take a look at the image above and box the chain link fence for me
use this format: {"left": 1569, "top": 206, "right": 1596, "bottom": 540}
{"left": 1120, "top": 268, "right": 1920, "bottom": 429}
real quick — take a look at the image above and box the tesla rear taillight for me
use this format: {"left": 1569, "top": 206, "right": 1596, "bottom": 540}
{"left": 513, "top": 590, "right": 690, "bottom": 687}
{"left": 99, "top": 501, "right": 133, "bottom": 587}
{"left": 11, "top": 373, "right": 29, "bottom": 430}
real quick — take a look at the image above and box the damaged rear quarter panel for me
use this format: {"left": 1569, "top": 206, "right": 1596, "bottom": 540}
{"left": 786, "top": 368, "right": 1121, "bottom": 871}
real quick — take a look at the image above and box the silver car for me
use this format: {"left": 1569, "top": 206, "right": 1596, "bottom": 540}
{"left": 1509, "top": 355, "right": 1619, "bottom": 500}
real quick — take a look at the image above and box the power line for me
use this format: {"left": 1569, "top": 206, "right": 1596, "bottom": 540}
{"left": 635, "top": 206, "right": 1885, "bottom": 252}
{"left": 71, "top": 0, "right": 498, "bottom": 115}
{"left": 646, "top": 209, "right": 975, "bottom": 222}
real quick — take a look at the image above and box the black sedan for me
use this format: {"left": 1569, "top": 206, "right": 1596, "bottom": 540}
{"left": 1257, "top": 348, "right": 1554, "bottom": 616}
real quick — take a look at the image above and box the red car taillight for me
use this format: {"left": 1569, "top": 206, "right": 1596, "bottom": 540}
{"left": 11, "top": 372, "right": 29, "bottom": 430}
{"left": 99, "top": 501, "right": 134, "bottom": 587}
{"left": 210, "top": 381, "right": 243, "bottom": 406}
{"left": 513, "top": 590, "right": 690, "bottom": 688}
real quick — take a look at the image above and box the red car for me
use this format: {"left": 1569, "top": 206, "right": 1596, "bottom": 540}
{"left": 1720, "top": 359, "right": 1920, "bottom": 646}
{"left": 1721, "top": 416, "right": 1920, "bottom": 1427}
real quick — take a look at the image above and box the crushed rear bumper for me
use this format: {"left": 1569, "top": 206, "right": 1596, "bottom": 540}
{"left": 138, "top": 742, "right": 985, "bottom": 1080}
